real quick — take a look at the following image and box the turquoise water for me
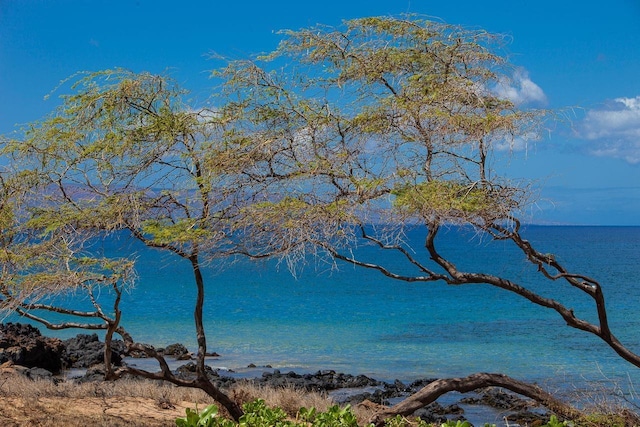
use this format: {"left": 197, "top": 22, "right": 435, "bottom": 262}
{"left": 11, "top": 226, "right": 640, "bottom": 395}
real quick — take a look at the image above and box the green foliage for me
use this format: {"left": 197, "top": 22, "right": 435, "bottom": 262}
{"left": 392, "top": 181, "right": 502, "bottom": 220}
{"left": 174, "top": 404, "right": 588, "bottom": 427}
{"left": 175, "top": 401, "right": 396, "bottom": 427}
{"left": 239, "top": 399, "right": 292, "bottom": 427}
{"left": 141, "top": 219, "right": 212, "bottom": 245}
{"left": 309, "top": 404, "right": 359, "bottom": 427}
{"left": 176, "top": 404, "right": 233, "bottom": 427}
{"left": 382, "top": 415, "right": 430, "bottom": 427}
{"left": 221, "top": 14, "right": 543, "bottom": 233}
{"left": 296, "top": 406, "right": 318, "bottom": 423}
{"left": 573, "top": 413, "right": 627, "bottom": 427}
{"left": 542, "top": 415, "right": 570, "bottom": 427}
{"left": 240, "top": 400, "right": 360, "bottom": 426}
{"left": 176, "top": 400, "right": 291, "bottom": 427}
{"left": 243, "top": 197, "right": 354, "bottom": 236}
{"left": 440, "top": 421, "right": 472, "bottom": 427}
{"left": 178, "top": 400, "right": 519, "bottom": 427}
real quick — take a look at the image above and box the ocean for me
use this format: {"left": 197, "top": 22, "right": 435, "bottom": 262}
{"left": 9, "top": 226, "right": 640, "bottom": 402}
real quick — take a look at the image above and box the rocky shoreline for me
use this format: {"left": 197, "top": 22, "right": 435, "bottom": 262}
{"left": 0, "top": 323, "right": 550, "bottom": 425}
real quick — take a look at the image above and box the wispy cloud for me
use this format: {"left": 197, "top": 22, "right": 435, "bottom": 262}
{"left": 576, "top": 96, "right": 640, "bottom": 164}
{"left": 488, "top": 68, "right": 547, "bottom": 152}
{"left": 494, "top": 131, "right": 540, "bottom": 152}
{"left": 493, "top": 68, "right": 547, "bottom": 106}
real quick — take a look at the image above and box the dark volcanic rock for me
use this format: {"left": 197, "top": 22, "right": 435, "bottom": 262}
{"left": 414, "top": 402, "right": 467, "bottom": 425}
{"left": 175, "top": 361, "right": 218, "bottom": 379}
{"left": 340, "top": 388, "right": 398, "bottom": 406}
{"left": 0, "top": 323, "right": 65, "bottom": 374}
{"left": 0, "top": 324, "right": 126, "bottom": 374}
{"left": 460, "top": 387, "right": 531, "bottom": 410}
{"left": 170, "top": 366, "right": 387, "bottom": 396}
{"left": 408, "top": 378, "right": 438, "bottom": 390}
{"left": 74, "top": 364, "right": 140, "bottom": 383}
{"left": 174, "top": 362, "right": 239, "bottom": 389}
{"left": 459, "top": 387, "right": 548, "bottom": 425}
{"left": 257, "top": 369, "right": 383, "bottom": 393}
{"left": 163, "top": 343, "right": 189, "bottom": 357}
{"left": 75, "top": 365, "right": 111, "bottom": 383}
{"left": 62, "top": 334, "right": 124, "bottom": 368}
{"left": 506, "top": 411, "right": 548, "bottom": 426}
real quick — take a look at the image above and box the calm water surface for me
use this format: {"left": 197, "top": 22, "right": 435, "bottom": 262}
{"left": 11, "top": 226, "right": 640, "bottom": 399}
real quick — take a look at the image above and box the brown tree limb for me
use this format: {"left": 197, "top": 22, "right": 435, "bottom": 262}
{"left": 119, "top": 340, "right": 244, "bottom": 421}
{"left": 368, "top": 372, "right": 583, "bottom": 427}
{"left": 421, "top": 223, "right": 640, "bottom": 370}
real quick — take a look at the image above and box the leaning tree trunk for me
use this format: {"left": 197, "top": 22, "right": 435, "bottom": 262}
{"left": 190, "top": 253, "right": 244, "bottom": 421}
{"left": 368, "top": 372, "right": 583, "bottom": 427}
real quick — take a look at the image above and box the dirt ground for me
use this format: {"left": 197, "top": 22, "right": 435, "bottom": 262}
{"left": 0, "top": 362, "right": 215, "bottom": 427}
{"left": 0, "top": 395, "right": 196, "bottom": 426}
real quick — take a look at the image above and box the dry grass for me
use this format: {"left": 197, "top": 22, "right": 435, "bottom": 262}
{"left": 0, "top": 373, "right": 215, "bottom": 403}
{"left": 0, "top": 368, "right": 358, "bottom": 426}
{"left": 562, "top": 379, "right": 640, "bottom": 427}
{"left": 0, "top": 370, "right": 217, "bottom": 426}
{"left": 230, "top": 381, "right": 335, "bottom": 415}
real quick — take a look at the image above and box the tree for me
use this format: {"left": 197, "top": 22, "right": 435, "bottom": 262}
{"left": 0, "top": 168, "right": 135, "bottom": 375}
{"left": 219, "top": 15, "right": 640, "bottom": 420}
{"left": 3, "top": 15, "right": 638, "bottom": 424}
{"left": 0, "top": 69, "right": 277, "bottom": 420}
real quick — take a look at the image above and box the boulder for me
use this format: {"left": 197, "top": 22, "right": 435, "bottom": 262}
{"left": 62, "top": 333, "right": 124, "bottom": 368}
{"left": 0, "top": 360, "right": 55, "bottom": 381}
{"left": 258, "top": 369, "right": 382, "bottom": 393}
{"left": 460, "top": 387, "right": 531, "bottom": 410}
{"left": 75, "top": 364, "right": 110, "bottom": 383}
{"left": 0, "top": 323, "right": 65, "bottom": 374}
{"left": 26, "top": 367, "right": 55, "bottom": 380}
{"left": 163, "top": 343, "right": 189, "bottom": 357}
{"left": 175, "top": 361, "right": 218, "bottom": 379}
{"left": 506, "top": 411, "right": 549, "bottom": 426}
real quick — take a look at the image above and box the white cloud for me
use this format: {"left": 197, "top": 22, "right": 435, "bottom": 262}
{"left": 494, "top": 131, "right": 540, "bottom": 152}
{"left": 577, "top": 96, "right": 640, "bottom": 164}
{"left": 493, "top": 68, "right": 547, "bottom": 106}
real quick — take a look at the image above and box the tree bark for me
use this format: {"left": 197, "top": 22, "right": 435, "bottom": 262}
{"left": 197, "top": 377, "right": 244, "bottom": 421}
{"left": 368, "top": 372, "right": 583, "bottom": 427}
{"left": 190, "top": 253, "right": 208, "bottom": 377}
{"left": 190, "top": 253, "right": 244, "bottom": 421}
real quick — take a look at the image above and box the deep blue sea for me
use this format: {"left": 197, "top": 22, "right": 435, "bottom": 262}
{"left": 9, "top": 226, "right": 640, "bottom": 401}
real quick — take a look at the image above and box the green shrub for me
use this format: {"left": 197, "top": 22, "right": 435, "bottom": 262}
{"left": 441, "top": 421, "right": 472, "bottom": 427}
{"left": 542, "top": 415, "right": 570, "bottom": 427}
{"left": 311, "top": 404, "right": 359, "bottom": 427}
{"left": 574, "top": 413, "right": 628, "bottom": 427}
{"left": 239, "top": 399, "right": 293, "bottom": 427}
{"left": 177, "top": 400, "right": 507, "bottom": 427}
{"left": 382, "top": 415, "right": 431, "bottom": 427}
{"left": 175, "top": 404, "right": 234, "bottom": 427}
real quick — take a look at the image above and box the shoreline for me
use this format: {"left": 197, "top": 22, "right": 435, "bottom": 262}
{"left": 1, "top": 323, "right": 629, "bottom": 426}
{"left": 74, "top": 359, "right": 535, "bottom": 426}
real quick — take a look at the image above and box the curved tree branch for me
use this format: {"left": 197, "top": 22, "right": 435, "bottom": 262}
{"left": 368, "top": 372, "right": 583, "bottom": 426}
{"left": 423, "top": 223, "right": 640, "bottom": 369}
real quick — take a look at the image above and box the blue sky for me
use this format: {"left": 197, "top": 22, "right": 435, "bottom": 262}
{"left": 1, "top": 0, "right": 639, "bottom": 225}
